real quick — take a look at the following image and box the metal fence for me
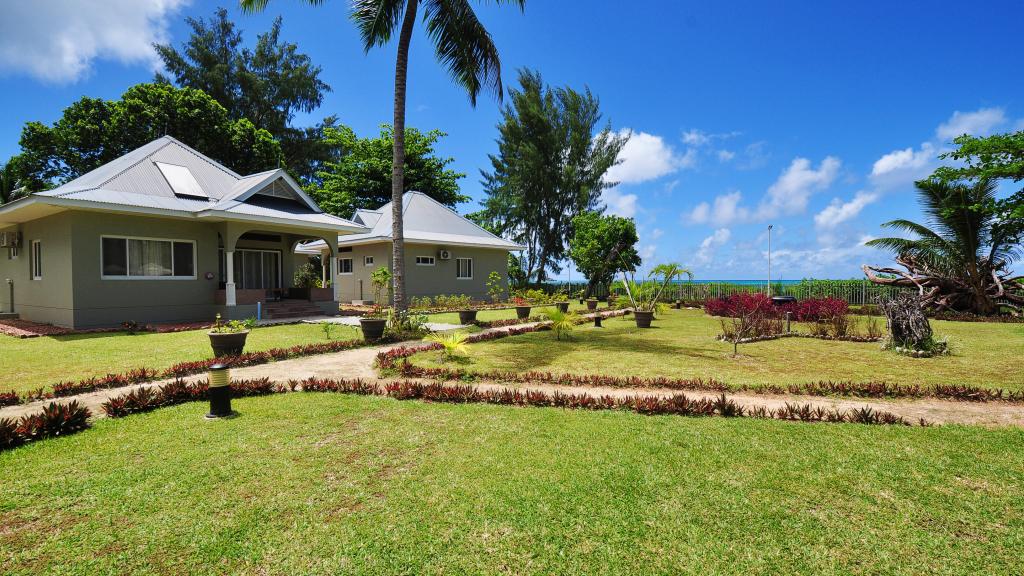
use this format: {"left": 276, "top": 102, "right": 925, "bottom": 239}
{"left": 671, "top": 282, "right": 909, "bottom": 306}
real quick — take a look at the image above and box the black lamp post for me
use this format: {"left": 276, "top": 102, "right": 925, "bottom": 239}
{"left": 206, "top": 364, "right": 232, "bottom": 418}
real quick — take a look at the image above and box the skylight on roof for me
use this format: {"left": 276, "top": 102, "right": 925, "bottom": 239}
{"left": 155, "top": 162, "right": 209, "bottom": 199}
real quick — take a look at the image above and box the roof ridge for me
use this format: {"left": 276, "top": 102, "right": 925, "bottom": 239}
{"left": 406, "top": 190, "right": 508, "bottom": 243}
{"left": 93, "top": 138, "right": 175, "bottom": 189}
{"left": 159, "top": 135, "right": 243, "bottom": 179}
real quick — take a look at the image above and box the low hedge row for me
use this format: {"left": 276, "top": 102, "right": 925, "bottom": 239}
{"left": 376, "top": 332, "right": 1023, "bottom": 403}
{"left": 0, "top": 401, "right": 91, "bottom": 451}
{"left": 97, "top": 377, "right": 923, "bottom": 428}
{"left": 715, "top": 332, "right": 883, "bottom": 344}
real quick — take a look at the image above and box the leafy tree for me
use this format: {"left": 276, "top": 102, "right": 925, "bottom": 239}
{"left": 15, "top": 83, "right": 282, "bottom": 189}
{"left": 242, "top": 0, "right": 524, "bottom": 313}
{"left": 568, "top": 211, "right": 641, "bottom": 298}
{"left": 1, "top": 157, "right": 29, "bottom": 205}
{"left": 863, "top": 178, "right": 1024, "bottom": 315}
{"left": 307, "top": 124, "right": 466, "bottom": 217}
{"left": 933, "top": 131, "right": 1024, "bottom": 241}
{"left": 475, "top": 68, "right": 628, "bottom": 282}
{"left": 154, "top": 8, "right": 331, "bottom": 183}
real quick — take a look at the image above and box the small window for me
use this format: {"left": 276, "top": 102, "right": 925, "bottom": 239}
{"left": 415, "top": 256, "right": 435, "bottom": 266}
{"left": 30, "top": 240, "right": 42, "bottom": 279}
{"left": 456, "top": 258, "right": 473, "bottom": 279}
{"left": 338, "top": 258, "right": 353, "bottom": 274}
{"left": 364, "top": 256, "right": 375, "bottom": 266}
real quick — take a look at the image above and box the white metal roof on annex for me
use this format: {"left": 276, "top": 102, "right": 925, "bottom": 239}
{"left": 297, "top": 191, "right": 524, "bottom": 253}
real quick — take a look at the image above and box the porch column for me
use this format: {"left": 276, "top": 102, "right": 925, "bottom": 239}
{"left": 321, "top": 256, "right": 328, "bottom": 287}
{"left": 225, "top": 250, "right": 236, "bottom": 306}
{"left": 329, "top": 254, "right": 339, "bottom": 301}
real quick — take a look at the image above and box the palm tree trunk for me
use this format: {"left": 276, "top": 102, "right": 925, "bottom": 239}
{"left": 391, "top": 0, "right": 419, "bottom": 312}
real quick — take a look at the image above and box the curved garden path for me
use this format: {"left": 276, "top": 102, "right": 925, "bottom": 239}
{"left": 4, "top": 318, "right": 1024, "bottom": 427}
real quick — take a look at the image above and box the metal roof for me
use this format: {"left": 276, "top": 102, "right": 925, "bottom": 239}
{"left": 6, "top": 136, "right": 365, "bottom": 233}
{"left": 298, "top": 192, "right": 524, "bottom": 253}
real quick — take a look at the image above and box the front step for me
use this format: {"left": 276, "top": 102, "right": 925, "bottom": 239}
{"left": 263, "top": 300, "right": 325, "bottom": 319}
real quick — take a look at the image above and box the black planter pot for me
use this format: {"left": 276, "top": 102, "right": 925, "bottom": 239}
{"left": 555, "top": 302, "right": 570, "bottom": 313}
{"left": 458, "top": 310, "right": 478, "bottom": 324}
{"left": 586, "top": 299, "right": 598, "bottom": 311}
{"left": 634, "top": 310, "right": 655, "bottom": 328}
{"left": 359, "top": 318, "right": 388, "bottom": 341}
{"left": 674, "top": 300, "right": 682, "bottom": 309}
{"left": 515, "top": 305, "right": 531, "bottom": 319}
{"left": 208, "top": 330, "right": 250, "bottom": 357}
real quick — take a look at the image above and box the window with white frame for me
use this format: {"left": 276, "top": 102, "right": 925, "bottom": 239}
{"left": 364, "top": 255, "right": 375, "bottom": 266}
{"left": 338, "top": 257, "right": 353, "bottom": 274}
{"left": 101, "top": 236, "right": 195, "bottom": 279}
{"left": 456, "top": 257, "right": 473, "bottom": 279}
{"left": 415, "top": 255, "right": 435, "bottom": 266}
{"left": 30, "top": 240, "right": 41, "bottom": 280}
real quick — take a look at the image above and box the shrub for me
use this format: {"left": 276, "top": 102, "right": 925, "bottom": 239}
{"left": 17, "top": 401, "right": 91, "bottom": 441}
{"left": 423, "top": 331, "right": 470, "bottom": 361}
{"left": 0, "top": 390, "right": 19, "bottom": 407}
{"left": 543, "top": 307, "right": 578, "bottom": 340}
{"left": 0, "top": 418, "right": 23, "bottom": 450}
{"left": 293, "top": 262, "right": 321, "bottom": 289}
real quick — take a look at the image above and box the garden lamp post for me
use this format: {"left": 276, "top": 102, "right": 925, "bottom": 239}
{"left": 206, "top": 363, "right": 233, "bottom": 419}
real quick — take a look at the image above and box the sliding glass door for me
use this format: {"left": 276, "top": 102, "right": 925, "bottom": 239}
{"left": 220, "top": 249, "right": 281, "bottom": 290}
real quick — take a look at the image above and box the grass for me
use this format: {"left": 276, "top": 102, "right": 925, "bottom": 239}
{"left": 409, "top": 308, "right": 1024, "bottom": 390}
{"left": 2, "top": 393, "right": 1023, "bottom": 574}
{"left": 0, "top": 323, "right": 361, "bottom": 395}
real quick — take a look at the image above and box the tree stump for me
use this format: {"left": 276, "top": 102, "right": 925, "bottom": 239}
{"left": 880, "top": 293, "right": 932, "bottom": 348}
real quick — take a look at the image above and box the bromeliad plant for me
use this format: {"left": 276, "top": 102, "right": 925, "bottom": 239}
{"left": 423, "top": 331, "right": 470, "bottom": 361}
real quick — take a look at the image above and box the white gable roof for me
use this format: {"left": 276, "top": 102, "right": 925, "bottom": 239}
{"left": 297, "top": 192, "right": 523, "bottom": 253}
{"left": 1, "top": 136, "right": 365, "bottom": 233}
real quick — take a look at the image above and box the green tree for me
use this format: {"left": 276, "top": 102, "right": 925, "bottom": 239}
{"left": 242, "top": 0, "right": 524, "bottom": 313}
{"left": 307, "top": 124, "right": 466, "bottom": 217}
{"left": 15, "top": 83, "right": 282, "bottom": 189}
{"left": 475, "top": 68, "right": 628, "bottom": 281}
{"left": 0, "top": 157, "right": 29, "bottom": 205}
{"left": 568, "top": 211, "right": 641, "bottom": 298}
{"left": 863, "top": 178, "right": 1024, "bottom": 315}
{"left": 154, "top": 8, "right": 331, "bottom": 183}
{"left": 933, "top": 131, "right": 1024, "bottom": 241}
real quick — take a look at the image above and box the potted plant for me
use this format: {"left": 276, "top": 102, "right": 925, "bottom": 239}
{"left": 359, "top": 305, "right": 389, "bottom": 341}
{"left": 458, "top": 308, "right": 478, "bottom": 324}
{"left": 619, "top": 263, "right": 693, "bottom": 328}
{"left": 586, "top": 297, "right": 598, "bottom": 311}
{"left": 208, "top": 314, "right": 256, "bottom": 356}
{"left": 513, "top": 295, "right": 531, "bottom": 319}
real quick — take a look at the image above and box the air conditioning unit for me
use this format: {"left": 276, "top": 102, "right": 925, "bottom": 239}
{"left": 438, "top": 249, "right": 451, "bottom": 260}
{"left": 0, "top": 232, "right": 20, "bottom": 248}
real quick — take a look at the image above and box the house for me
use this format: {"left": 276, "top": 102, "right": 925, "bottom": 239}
{"left": 0, "top": 136, "right": 365, "bottom": 329}
{"left": 297, "top": 192, "right": 523, "bottom": 303}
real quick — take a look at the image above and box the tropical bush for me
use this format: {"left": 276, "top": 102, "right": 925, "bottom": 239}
{"left": 619, "top": 263, "right": 693, "bottom": 313}
{"left": 543, "top": 307, "right": 578, "bottom": 340}
{"left": 293, "top": 262, "right": 322, "bottom": 288}
{"left": 423, "top": 331, "right": 470, "bottom": 361}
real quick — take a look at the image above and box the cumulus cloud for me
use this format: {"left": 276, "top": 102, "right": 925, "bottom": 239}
{"left": 770, "top": 235, "right": 878, "bottom": 274}
{"left": 688, "top": 190, "right": 749, "bottom": 226}
{"left": 601, "top": 188, "right": 638, "bottom": 218}
{"left": 717, "top": 150, "right": 736, "bottom": 162}
{"left": 936, "top": 107, "right": 1007, "bottom": 141}
{"left": 814, "top": 191, "right": 879, "bottom": 230}
{"left": 0, "top": 0, "right": 189, "bottom": 83}
{"left": 759, "top": 156, "right": 841, "bottom": 219}
{"left": 694, "top": 228, "right": 731, "bottom": 266}
{"left": 871, "top": 143, "right": 936, "bottom": 180}
{"left": 605, "top": 130, "right": 695, "bottom": 185}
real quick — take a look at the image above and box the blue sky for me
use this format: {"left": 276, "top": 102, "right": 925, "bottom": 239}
{"left": 1, "top": 0, "right": 1022, "bottom": 280}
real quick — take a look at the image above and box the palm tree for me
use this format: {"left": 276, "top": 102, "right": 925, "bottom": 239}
{"left": 242, "top": 0, "right": 524, "bottom": 312}
{"left": 863, "top": 178, "right": 1024, "bottom": 315}
{"left": 0, "top": 158, "right": 27, "bottom": 205}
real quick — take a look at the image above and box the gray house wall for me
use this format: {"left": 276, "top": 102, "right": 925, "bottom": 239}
{"left": 1, "top": 210, "right": 334, "bottom": 329}
{"left": 332, "top": 241, "right": 509, "bottom": 303}
{"left": 1, "top": 212, "right": 75, "bottom": 327}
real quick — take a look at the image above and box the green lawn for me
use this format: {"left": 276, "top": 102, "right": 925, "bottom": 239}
{"left": 1, "top": 323, "right": 361, "bottom": 396}
{"left": 409, "top": 308, "right": 1024, "bottom": 390}
{"left": 2, "top": 393, "right": 1023, "bottom": 574}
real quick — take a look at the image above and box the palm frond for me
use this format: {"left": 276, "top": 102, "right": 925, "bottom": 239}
{"left": 349, "top": 0, "right": 408, "bottom": 51}
{"left": 422, "top": 0, "right": 505, "bottom": 105}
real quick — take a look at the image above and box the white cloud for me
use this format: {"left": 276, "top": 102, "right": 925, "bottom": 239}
{"left": 814, "top": 191, "right": 879, "bottom": 229}
{"left": 717, "top": 149, "right": 736, "bottom": 162}
{"left": 936, "top": 107, "right": 1006, "bottom": 141}
{"left": 601, "top": 188, "right": 638, "bottom": 218}
{"left": 0, "top": 0, "right": 189, "bottom": 83}
{"left": 871, "top": 143, "right": 936, "bottom": 180}
{"left": 688, "top": 190, "right": 750, "bottom": 226}
{"left": 682, "top": 129, "right": 710, "bottom": 146}
{"left": 770, "top": 235, "right": 878, "bottom": 274}
{"left": 694, "top": 228, "right": 731, "bottom": 265}
{"left": 605, "top": 130, "right": 694, "bottom": 185}
{"left": 639, "top": 244, "right": 657, "bottom": 261}
{"left": 650, "top": 228, "right": 664, "bottom": 240}
{"left": 758, "top": 156, "right": 841, "bottom": 219}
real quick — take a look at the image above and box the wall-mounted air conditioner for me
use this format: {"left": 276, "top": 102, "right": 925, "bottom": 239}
{"left": 438, "top": 249, "right": 451, "bottom": 260}
{"left": 0, "top": 232, "right": 20, "bottom": 248}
